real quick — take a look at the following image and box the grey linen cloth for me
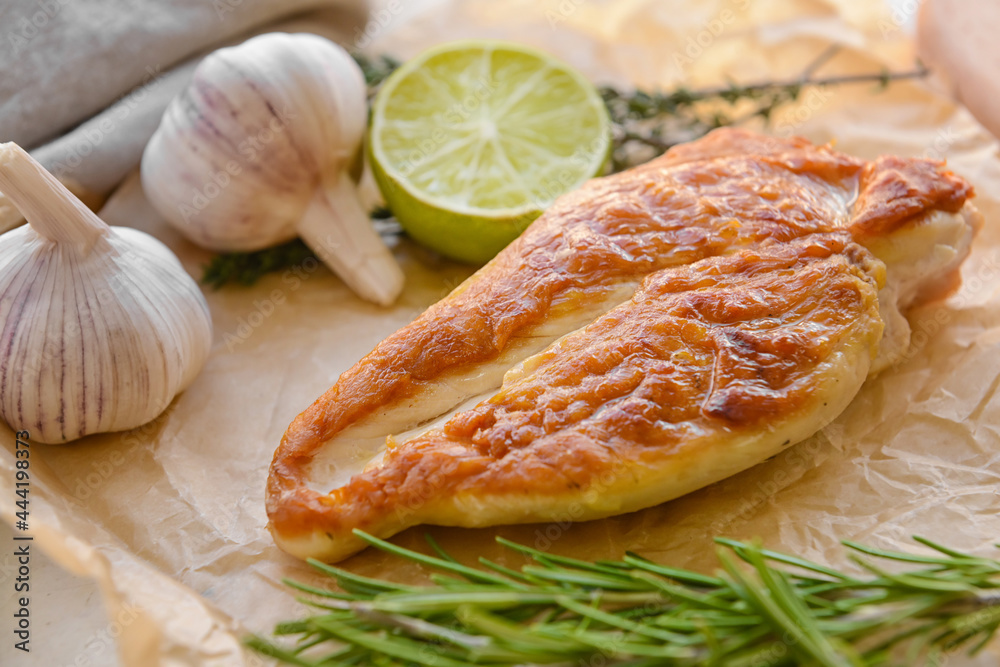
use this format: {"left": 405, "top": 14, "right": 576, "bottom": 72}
{"left": 0, "top": 0, "right": 368, "bottom": 230}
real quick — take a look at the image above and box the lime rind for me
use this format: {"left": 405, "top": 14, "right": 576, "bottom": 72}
{"left": 370, "top": 39, "right": 611, "bottom": 263}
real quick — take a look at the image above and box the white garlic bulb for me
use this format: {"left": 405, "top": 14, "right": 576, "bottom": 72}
{"left": 141, "top": 32, "right": 404, "bottom": 306}
{"left": 0, "top": 143, "right": 212, "bottom": 444}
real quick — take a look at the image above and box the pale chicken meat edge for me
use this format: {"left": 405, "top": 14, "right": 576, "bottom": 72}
{"left": 266, "top": 128, "right": 981, "bottom": 562}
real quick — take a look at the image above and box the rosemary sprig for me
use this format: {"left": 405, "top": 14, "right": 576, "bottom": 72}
{"left": 204, "top": 47, "right": 928, "bottom": 287}
{"left": 248, "top": 531, "right": 1000, "bottom": 666}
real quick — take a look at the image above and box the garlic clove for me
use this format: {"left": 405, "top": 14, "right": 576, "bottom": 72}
{"left": 298, "top": 170, "right": 404, "bottom": 306}
{"left": 141, "top": 32, "right": 404, "bottom": 306}
{"left": 0, "top": 142, "right": 212, "bottom": 444}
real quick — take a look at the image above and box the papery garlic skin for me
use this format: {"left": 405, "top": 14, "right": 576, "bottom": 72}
{"left": 141, "top": 32, "right": 404, "bottom": 306}
{"left": 0, "top": 143, "right": 212, "bottom": 444}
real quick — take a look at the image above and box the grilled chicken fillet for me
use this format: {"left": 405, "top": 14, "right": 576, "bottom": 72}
{"left": 267, "top": 128, "right": 980, "bottom": 562}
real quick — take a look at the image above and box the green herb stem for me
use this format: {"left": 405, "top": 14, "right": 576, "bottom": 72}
{"left": 203, "top": 47, "right": 928, "bottom": 287}
{"left": 249, "top": 531, "right": 1000, "bottom": 666}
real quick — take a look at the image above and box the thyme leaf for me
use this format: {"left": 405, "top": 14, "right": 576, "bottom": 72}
{"left": 203, "top": 47, "right": 928, "bottom": 287}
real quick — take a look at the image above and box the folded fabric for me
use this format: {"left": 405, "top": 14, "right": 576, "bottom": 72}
{"left": 0, "top": 0, "right": 367, "bottom": 230}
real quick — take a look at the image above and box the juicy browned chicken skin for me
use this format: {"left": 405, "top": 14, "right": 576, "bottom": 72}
{"left": 267, "top": 128, "right": 980, "bottom": 562}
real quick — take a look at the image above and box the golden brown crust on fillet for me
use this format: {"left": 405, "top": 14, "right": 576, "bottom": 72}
{"left": 267, "top": 128, "right": 977, "bottom": 562}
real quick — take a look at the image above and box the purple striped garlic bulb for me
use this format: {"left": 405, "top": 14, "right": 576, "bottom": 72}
{"left": 0, "top": 143, "right": 212, "bottom": 444}
{"left": 140, "top": 32, "right": 404, "bottom": 306}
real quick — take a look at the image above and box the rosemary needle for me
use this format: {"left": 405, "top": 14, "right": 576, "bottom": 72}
{"left": 249, "top": 531, "right": 1000, "bottom": 666}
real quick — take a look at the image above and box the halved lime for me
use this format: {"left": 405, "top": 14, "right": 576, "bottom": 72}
{"left": 369, "top": 40, "right": 611, "bottom": 264}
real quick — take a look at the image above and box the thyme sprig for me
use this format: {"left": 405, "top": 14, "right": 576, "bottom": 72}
{"left": 353, "top": 53, "right": 401, "bottom": 92}
{"left": 248, "top": 531, "right": 1000, "bottom": 666}
{"left": 201, "top": 239, "right": 315, "bottom": 289}
{"left": 203, "top": 47, "right": 929, "bottom": 287}
{"left": 602, "top": 45, "right": 929, "bottom": 171}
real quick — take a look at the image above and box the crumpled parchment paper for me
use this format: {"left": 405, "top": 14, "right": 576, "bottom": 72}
{"left": 2, "top": 0, "right": 1000, "bottom": 665}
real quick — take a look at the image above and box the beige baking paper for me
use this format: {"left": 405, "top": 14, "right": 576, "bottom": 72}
{"left": 2, "top": 0, "right": 1000, "bottom": 665}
